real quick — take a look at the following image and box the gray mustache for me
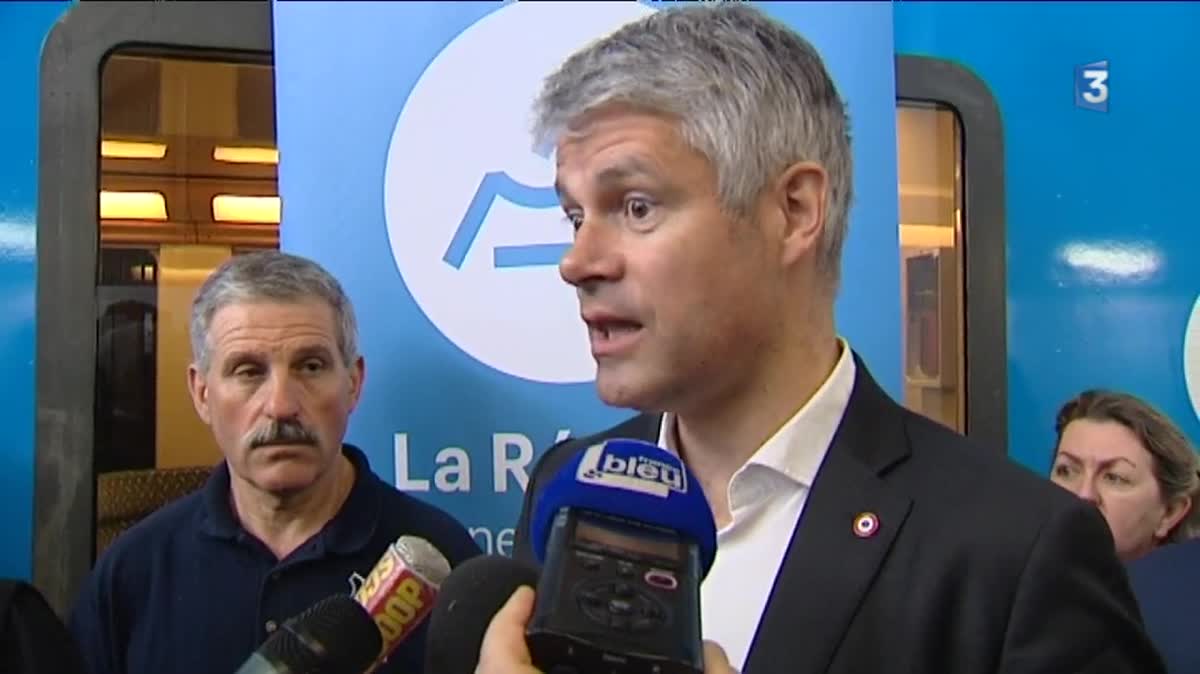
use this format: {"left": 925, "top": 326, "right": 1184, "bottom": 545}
{"left": 245, "top": 419, "right": 318, "bottom": 449}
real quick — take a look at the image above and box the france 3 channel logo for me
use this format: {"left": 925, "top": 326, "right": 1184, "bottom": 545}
{"left": 1075, "top": 60, "right": 1109, "bottom": 113}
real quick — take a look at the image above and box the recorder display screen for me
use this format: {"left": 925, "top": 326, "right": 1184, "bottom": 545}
{"left": 574, "top": 518, "right": 680, "bottom": 561}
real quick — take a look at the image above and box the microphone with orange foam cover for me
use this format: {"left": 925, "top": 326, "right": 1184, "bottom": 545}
{"left": 352, "top": 535, "right": 451, "bottom": 673}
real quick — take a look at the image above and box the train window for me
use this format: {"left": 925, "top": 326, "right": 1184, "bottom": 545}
{"left": 896, "top": 103, "right": 964, "bottom": 432}
{"left": 94, "top": 50, "right": 278, "bottom": 544}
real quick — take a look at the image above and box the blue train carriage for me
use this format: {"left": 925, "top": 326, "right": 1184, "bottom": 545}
{"left": 1, "top": 1, "right": 1197, "bottom": 619}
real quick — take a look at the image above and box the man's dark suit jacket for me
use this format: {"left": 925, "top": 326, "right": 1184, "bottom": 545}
{"left": 0, "top": 579, "right": 88, "bottom": 674}
{"left": 512, "top": 356, "right": 1165, "bottom": 674}
{"left": 1125, "top": 538, "right": 1200, "bottom": 673}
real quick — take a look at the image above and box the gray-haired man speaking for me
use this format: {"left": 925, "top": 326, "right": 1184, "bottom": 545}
{"left": 512, "top": 4, "right": 1166, "bottom": 673}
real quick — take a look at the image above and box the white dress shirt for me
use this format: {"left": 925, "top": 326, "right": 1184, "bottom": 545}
{"left": 657, "top": 339, "right": 856, "bottom": 671}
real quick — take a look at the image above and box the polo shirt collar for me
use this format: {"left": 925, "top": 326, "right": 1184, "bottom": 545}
{"left": 198, "top": 444, "right": 382, "bottom": 556}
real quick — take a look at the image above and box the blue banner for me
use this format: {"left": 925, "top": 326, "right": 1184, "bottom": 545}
{"left": 273, "top": 0, "right": 899, "bottom": 555}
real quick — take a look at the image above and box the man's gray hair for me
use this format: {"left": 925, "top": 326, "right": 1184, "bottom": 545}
{"left": 189, "top": 250, "right": 359, "bottom": 371}
{"left": 532, "top": 2, "right": 853, "bottom": 285}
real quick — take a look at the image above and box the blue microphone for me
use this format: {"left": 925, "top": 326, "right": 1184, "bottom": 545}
{"left": 525, "top": 438, "right": 716, "bottom": 674}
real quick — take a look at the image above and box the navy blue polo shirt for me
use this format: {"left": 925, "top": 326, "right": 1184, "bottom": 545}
{"left": 69, "top": 445, "right": 481, "bottom": 674}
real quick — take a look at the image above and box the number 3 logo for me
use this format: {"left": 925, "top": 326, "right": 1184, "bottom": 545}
{"left": 1082, "top": 68, "right": 1109, "bottom": 104}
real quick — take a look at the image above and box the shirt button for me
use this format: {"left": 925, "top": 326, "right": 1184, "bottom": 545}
{"left": 265, "top": 620, "right": 278, "bottom": 633}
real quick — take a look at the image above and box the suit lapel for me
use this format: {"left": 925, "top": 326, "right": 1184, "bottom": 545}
{"left": 743, "top": 358, "right": 913, "bottom": 674}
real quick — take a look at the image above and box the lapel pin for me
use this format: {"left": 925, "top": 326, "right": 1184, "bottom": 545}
{"left": 853, "top": 512, "right": 879, "bottom": 538}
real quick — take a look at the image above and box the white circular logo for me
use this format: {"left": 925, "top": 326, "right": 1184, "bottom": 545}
{"left": 1184, "top": 294, "right": 1200, "bottom": 422}
{"left": 384, "top": 1, "right": 655, "bottom": 384}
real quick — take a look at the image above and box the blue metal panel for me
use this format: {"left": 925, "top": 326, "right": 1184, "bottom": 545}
{"left": 896, "top": 2, "right": 1200, "bottom": 473}
{"left": 0, "top": 1, "right": 72, "bottom": 579}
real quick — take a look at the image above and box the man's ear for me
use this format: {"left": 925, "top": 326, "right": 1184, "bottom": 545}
{"left": 187, "top": 363, "right": 212, "bottom": 424}
{"left": 773, "top": 160, "right": 828, "bottom": 267}
{"left": 348, "top": 356, "right": 365, "bottom": 410}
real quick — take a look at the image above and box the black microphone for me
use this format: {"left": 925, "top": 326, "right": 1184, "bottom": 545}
{"left": 526, "top": 439, "right": 718, "bottom": 674}
{"left": 233, "top": 594, "right": 382, "bottom": 674}
{"left": 423, "top": 554, "right": 541, "bottom": 674}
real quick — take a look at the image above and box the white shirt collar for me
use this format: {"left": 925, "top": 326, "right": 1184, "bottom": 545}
{"left": 657, "top": 338, "right": 856, "bottom": 488}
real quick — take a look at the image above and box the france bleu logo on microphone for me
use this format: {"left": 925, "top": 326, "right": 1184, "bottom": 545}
{"left": 575, "top": 440, "right": 688, "bottom": 497}
{"left": 530, "top": 437, "right": 717, "bottom": 574}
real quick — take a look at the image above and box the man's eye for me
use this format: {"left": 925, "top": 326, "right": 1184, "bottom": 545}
{"left": 626, "top": 198, "right": 652, "bottom": 220}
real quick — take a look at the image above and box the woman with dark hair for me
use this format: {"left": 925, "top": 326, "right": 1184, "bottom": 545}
{"left": 1050, "top": 389, "right": 1200, "bottom": 561}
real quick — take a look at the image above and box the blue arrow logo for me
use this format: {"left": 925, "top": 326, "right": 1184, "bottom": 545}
{"left": 442, "top": 171, "right": 569, "bottom": 269}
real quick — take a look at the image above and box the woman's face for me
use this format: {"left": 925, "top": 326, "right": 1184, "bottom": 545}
{"left": 1051, "top": 418, "right": 1190, "bottom": 561}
